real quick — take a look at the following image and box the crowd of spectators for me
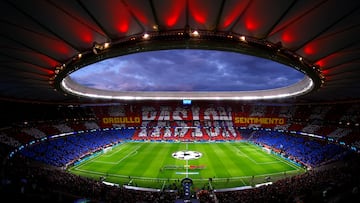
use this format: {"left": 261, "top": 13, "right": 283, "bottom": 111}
{"left": 0, "top": 127, "right": 358, "bottom": 202}
{"left": 247, "top": 131, "right": 348, "bottom": 168}
{"left": 1, "top": 141, "right": 359, "bottom": 203}
{"left": 19, "top": 129, "right": 135, "bottom": 167}
{"left": 0, "top": 102, "right": 359, "bottom": 202}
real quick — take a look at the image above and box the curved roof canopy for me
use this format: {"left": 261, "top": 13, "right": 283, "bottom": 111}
{"left": 0, "top": 0, "right": 360, "bottom": 104}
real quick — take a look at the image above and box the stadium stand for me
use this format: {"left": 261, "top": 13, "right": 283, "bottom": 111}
{"left": 0, "top": 101, "right": 359, "bottom": 202}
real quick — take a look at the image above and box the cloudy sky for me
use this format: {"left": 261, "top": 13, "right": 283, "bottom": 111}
{"left": 70, "top": 49, "right": 304, "bottom": 92}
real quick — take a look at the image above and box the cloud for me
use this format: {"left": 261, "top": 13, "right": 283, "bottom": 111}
{"left": 70, "top": 49, "right": 304, "bottom": 92}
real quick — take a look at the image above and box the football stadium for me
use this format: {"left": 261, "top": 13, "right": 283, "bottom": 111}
{"left": 0, "top": 1, "right": 360, "bottom": 203}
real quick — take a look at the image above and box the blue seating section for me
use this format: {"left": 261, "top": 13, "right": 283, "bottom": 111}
{"left": 250, "top": 131, "right": 347, "bottom": 167}
{"left": 20, "top": 129, "right": 135, "bottom": 167}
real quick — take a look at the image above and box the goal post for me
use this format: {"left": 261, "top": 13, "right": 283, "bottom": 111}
{"left": 103, "top": 146, "right": 112, "bottom": 153}
{"left": 262, "top": 147, "right": 271, "bottom": 154}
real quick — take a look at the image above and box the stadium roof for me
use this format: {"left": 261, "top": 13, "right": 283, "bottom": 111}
{"left": 0, "top": 0, "right": 360, "bottom": 104}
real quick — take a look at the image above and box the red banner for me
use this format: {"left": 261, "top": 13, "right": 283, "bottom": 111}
{"left": 233, "top": 117, "right": 286, "bottom": 125}
{"left": 102, "top": 116, "right": 141, "bottom": 124}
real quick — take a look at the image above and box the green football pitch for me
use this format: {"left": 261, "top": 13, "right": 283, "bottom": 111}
{"left": 68, "top": 141, "right": 305, "bottom": 189}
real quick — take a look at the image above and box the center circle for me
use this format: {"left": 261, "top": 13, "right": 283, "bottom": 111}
{"left": 172, "top": 150, "right": 202, "bottom": 160}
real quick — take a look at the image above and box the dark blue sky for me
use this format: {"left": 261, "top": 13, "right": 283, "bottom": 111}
{"left": 70, "top": 49, "right": 304, "bottom": 92}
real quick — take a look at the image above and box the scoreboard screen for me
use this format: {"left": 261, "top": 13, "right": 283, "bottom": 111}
{"left": 182, "top": 99, "right": 192, "bottom": 105}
